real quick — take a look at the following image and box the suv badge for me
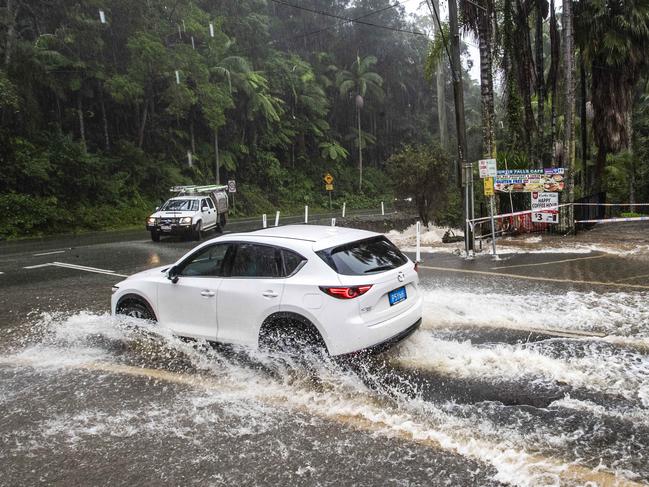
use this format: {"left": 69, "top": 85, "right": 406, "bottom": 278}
{"left": 397, "top": 271, "right": 405, "bottom": 282}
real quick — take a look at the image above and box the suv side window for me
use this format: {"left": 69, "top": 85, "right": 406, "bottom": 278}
{"left": 230, "top": 243, "right": 281, "bottom": 278}
{"left": 206, "top": 198, "right": 215, "bottom": 209}
{"left": 282, "top": 249, "right": 305, "bottom": 277}
{"left": 179, "top": 243, "right": 232, "bottom": 277}
{"left": 201, "top": 199, "right": 210, "bottom": 211}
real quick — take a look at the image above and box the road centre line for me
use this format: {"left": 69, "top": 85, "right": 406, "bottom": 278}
{"left": 490, "top": 254, "right": 607, "bottom": 270}
{"left": 33, "top": 250, "right": 67, "bottom": 256}
{"left": 616, "top": 272, "right": 649, "bottom": 282}
{"left": 419, "top": 265, "right": 649, "bottom": 290}
{"left": 0, "top": 357, "right": 640, "bottom": 487}
{"left": 23, "top": 261, "right": 128, "bottom": 278}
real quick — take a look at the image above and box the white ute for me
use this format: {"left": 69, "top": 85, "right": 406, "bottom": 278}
{"left": 112, "top": 225, "right": 422, "bottom": 356}
{"left": 146, "top": 185, "right": 228, "bottom": 241}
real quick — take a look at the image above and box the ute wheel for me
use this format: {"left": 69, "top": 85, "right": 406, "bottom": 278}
{"left": 117, "top": 299, "right": 156, "bottom": 321}
{"left": 193, "top": 221, "right": 202, "bottom": 241}
{"left": 151, "top": 230, "right": 160, "bottom": 242}
{"left": 219, "top": 213, "right": 227, "bottom": 228}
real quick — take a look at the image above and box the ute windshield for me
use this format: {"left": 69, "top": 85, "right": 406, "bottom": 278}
{"left": 161, "top": 199, "right": 198, "bottom": 211}
{"left": 316, "top": 236, "right": 408, "bottom": 275}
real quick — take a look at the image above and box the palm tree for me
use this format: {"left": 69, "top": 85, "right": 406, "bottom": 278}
{"left": 336, "top": 55, "right": 384, "bottom": 192}
{"left": 575, "top": 0, "right": 649, "bottom": 193}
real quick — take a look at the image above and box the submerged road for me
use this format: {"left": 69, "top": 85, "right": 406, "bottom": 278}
{"left": 1, "top": 222, "right": 648, "bottom": 486}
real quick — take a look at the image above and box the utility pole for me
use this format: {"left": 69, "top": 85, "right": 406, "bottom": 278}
{"left": 448, "top": 0, "right": 473, "bottom": 256}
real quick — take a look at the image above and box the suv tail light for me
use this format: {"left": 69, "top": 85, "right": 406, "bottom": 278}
{"left": 319, "top": 285, "right": 372, "bottom": 299}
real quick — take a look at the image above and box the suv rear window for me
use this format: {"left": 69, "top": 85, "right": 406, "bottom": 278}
{"left": 316, "top": 236, "right": 408, "bottom": 275}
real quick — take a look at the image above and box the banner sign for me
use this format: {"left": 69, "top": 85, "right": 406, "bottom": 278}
{"left": 531, "top": 192, "right": 559, "bottom": 224}
{"left": 495, "top": 168, "right": 565, "bottom": 192}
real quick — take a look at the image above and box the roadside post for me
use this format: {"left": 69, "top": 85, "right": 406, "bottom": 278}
{"left": 464, "top": 163, "right": 475, "bottom": 259}
{"left": 324, "top": 173, "right": 334, "bottom": 210}
{"left": 416, "top": 221, "right": 421, "bottom": 263}
{"left": 381, "top": 201, "right": 385, "bottom": 215}
{"left": 479, "top": 159, "right": 498, "bottom": 259}
{"left": 274, "top": 211, "right": 280, "bottom": 227}
{"left": 304, "top": 205, "right": 309, "bottom": 223}
{"left": 262, "top": 214, "right": 267, "bottom": 228}
{"left": 342, "top": 202, "right": 346, "bottom": 218}
{"left": 331, "top": 218, "right": 336, "bottom": 226}
{"left": 228, "top": 180, "right": 236, "bottom": 214}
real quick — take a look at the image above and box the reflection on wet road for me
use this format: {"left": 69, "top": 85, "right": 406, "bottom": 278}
{"left": 1, "top": 224, "right": 648, "bottom": 486}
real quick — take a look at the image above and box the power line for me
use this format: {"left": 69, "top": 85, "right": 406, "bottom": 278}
{"left": 269, "top": 0, "right": 427, "bottom": 37}
{"left": 285, "top": 1, "right": 413, "bottom": 42}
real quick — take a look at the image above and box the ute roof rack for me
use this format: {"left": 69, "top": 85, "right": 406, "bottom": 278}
{"left": 170, "top": 184, "right": 228, "bottom": 195}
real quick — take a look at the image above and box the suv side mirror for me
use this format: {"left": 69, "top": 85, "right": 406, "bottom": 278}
{"left": 167, "top": 266, "right": 179, "bottom": 284}
{"left": 202, "top": 206, "right": 209, "bottom": 212}
{"left": 155, "top": 206, "right": 160, "bottom": 211}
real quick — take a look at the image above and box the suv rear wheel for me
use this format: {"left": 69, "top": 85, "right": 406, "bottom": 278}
{"left": 259, "top": 315, "right": 326, "bottom": 357}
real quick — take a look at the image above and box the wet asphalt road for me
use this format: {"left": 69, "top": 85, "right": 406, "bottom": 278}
{"left": 1, "top": 222, "right": 649, "bottom": 486}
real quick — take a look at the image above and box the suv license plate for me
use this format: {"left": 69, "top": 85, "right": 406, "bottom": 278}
{"left": 160, "top": 225, "right": 171, "bottom": 231}
{"left": 388, "top": 286, "right": 407, "bottom": 306}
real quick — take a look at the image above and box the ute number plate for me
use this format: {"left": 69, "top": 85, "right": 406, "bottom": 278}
{"left": 388, "top": 286, "right": 407, "bottom": 306}
{"left": 160, "top": 225, "right": 171, "bottom": 231}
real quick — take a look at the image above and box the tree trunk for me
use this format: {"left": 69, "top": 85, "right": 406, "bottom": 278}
{"left": 549, "top": 0, "right": 559, "bottom": 166}
{"left": 189, "top": 118, "right": 196, "bottom": 155}
{"left": 478, "top": 7, "right": 496, "bottom": 159}
{"left": 561, "top": 0, "right": 575, "bottom": 231}
{"left": 77, "top": 92, "right": 86, "bottom": 150}
{"left": 357, "top": 105, "right": 363, "bottom": 192}
{"left": 4, "top": 0, "right": 19, "bottom": 68}
{"left": 579, "top": 55, "right": 589, "bottom": 193}
{"left": 99, "top": 83, "right": 110, "bottom": 151}
{"left": 138, "top": 103, "right": 148, "bottom": 149}
{"left": 535, "top": 0, "right": 545, "bottom": 167}
{"left": 433, "top": 0, "right": 448, "bottom": 148}
{"left": 214, "top": 129, "right": 220, "bottom": 184}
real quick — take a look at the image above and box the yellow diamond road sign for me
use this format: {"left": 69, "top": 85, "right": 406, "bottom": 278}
{"left": 323, "top": 173, "right": 334, "bottom": 185}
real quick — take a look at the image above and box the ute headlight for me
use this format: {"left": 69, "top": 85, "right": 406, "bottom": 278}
{"left": 147, "top": 217, "right": 156, "bottom": 225}
{"left": 179, "top": 217, "right": 192, "bottom": 225}
{"left": 111, "top": 285, "right": 119, "bottom": 294}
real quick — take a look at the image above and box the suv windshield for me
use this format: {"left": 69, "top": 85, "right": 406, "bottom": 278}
{"left": 316, "top": 236, "right": 408, "bottom": 275}
{"left": 161, "top": 199, "right": 198, "bottom": 211}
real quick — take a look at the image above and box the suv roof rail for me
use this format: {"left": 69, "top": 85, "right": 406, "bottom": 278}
{"left": 170, "top": 184, "right": 228, "bottom": 195}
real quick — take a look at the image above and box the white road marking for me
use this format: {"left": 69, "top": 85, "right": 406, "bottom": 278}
{"left": 490, "top": 254, "right": 607, "bottom": 270}
{"left": 23, "top": 261, "right": 128, "bottom": 278}
{"left": 419, "top": 265, "right": 649, "bottom": 290}
{"left": 33, "top": 250, "right": 67, "bottom": 256}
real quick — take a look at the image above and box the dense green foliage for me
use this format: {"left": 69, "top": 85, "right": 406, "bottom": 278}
{"left": 0, "top": 0, "right": 485, "bottom": 238}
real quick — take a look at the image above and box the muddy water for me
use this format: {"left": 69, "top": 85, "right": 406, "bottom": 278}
{"left": 2, "top": 278, "right": 648, "bottom": 487}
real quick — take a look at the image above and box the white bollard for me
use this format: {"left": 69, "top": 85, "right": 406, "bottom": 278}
{"left": 262, "top": 214, "right": 267, "bottom": 228}
{"left": 304, "top": 205, "right": 309, "bottom": 223}
{"left": 381, "top": 201, "right": 385, "bottom": 215}
{"left": 274, "top": 211, "right": 280, "bottom": 227}
{"left": 342, "top": 202, "right": 346, "bottom": 218}
{"left": 416, "top": 221, "right": 421, "bottom": 263}
{"left": 331, "top": 218, "right": 336, "bottom": 226}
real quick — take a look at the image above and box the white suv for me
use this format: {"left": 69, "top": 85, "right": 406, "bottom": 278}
{"left": 111, "top": 225, "right": 422, "bottom": 356}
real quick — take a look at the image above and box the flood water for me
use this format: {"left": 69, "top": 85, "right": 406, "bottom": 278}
{"left": 2, "top": 276, "right": 647, "bottom": 486}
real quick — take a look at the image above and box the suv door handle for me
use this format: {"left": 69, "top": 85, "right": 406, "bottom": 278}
{"left": 262, "top": 291, "right": 279, "bottom": 298}
{"left": 200, "top": 290, "right": 215, "bottom": 297}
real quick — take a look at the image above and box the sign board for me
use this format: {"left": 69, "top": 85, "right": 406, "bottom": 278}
{"left": 495, "top": 168, "right": 565, "bottom": 193}
{"left": 323, "top": 173, "right": 334, "bottom": 185}
{"left": 478, "top": 159, "right": 497, "bottom": 178}
{"left": 531, "top": 192, "right": 559, "bottom": 224}
{"left": 325, "top": 184, "right": 334, "bottom": 191}
{"left": 483, "top": 177, "right": 494, "bottom": 197}
{"left": 227, "top": 180, "right": 236, "bottom": 193}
